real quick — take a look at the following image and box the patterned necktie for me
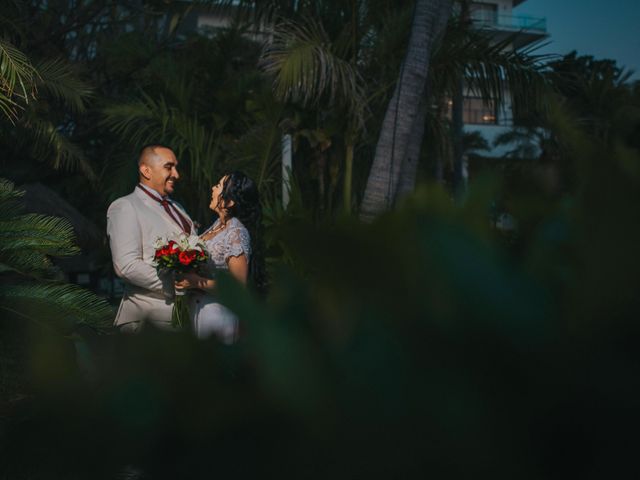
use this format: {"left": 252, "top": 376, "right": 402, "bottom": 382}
{"left": 137, "top": 184, "right": 191, "bottom": 235}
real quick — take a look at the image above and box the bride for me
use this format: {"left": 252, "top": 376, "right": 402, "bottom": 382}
{"left": 175, "top": 171, "right": 263, "bottom": 342}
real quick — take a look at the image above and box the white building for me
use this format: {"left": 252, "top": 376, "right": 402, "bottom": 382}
{"left": 464, "top": 0, "right": 548, "bottom": 156}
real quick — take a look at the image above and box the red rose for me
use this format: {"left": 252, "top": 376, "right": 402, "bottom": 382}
{"left": 178, "top": 250, "right": 197, "bottom": 266}
{"left": 167, "top": 241, "right": 179, "bottom": 254}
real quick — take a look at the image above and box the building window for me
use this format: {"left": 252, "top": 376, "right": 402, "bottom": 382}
{"left": 470, "top": 2, "right": 498, "bottom": 26}
{"left": 463, "top": 97, "right": 498, "bottom": 125}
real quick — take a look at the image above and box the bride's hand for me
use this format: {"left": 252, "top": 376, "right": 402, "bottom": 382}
{"left": 174, "top": 272, "right": 203, "bottom": 290}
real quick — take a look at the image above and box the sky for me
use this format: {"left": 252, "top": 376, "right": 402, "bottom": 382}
{"left": 514, "top": 0, "right": 640, "bottom": 78}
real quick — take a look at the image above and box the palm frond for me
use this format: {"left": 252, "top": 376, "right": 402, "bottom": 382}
{"left": 102, "top": 92, "right": 223, "bottom": 180}
{"left": 493, "top": 125, "right": 545, "bottom": 159}
{"left": 0, "top": 180, "right": 80, "bottom": 271}
{"left": 109, "top": 91, "right": 214, "bottom": 149}
{"left": 0, "top": 282, "right": 113, "bottom": 331}
{"left": 0, "top": 38, "right": 38, "bottom": 121}
{"left": 24, "top": 114, "right": 96, "bottom": 179}
{"left": 171, "top": 113, "right": 223, "bottom": 181}
{"left": 0, "top": 89, "right": 19, "bottom": 120}
{"left": 36, "top": 58, "right": 93, "bottom": 114}
{"left": 0, "top": 178, "right": 111, "bottom": 331}
{"left": 230, "top": 121, "right": 282, "bottom": 189}
{"left": 261, "top": 17, "right": 366, "bottom": 119}
{"left": 0, "top": 250, "right": 56, "bottom": 276}
{"left": 0, "top": 213, "right": 75, "bottom": 249}
{"left": 226, "top": 88, "right": 285, "bottom": 190}
{"left": 431, "top": 19, "right": 554, "bottom": 115}
{"left": 465, "top": 38, "right": 553, "bottom": 115}
{"left": 0, "top": 54, "right": 94, "bottom": 176}
{"left": 0, "top": 213, "right": 80, "bottom": 257}
{"left": 102, "top": 92, "right": 170, "bottom": 146}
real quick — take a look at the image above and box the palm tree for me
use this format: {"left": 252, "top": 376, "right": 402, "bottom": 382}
{"left": 546, "top": 52, "right": 639, "bottom": 145}
{"left": 253, "top": 0, "right": 421, "bottom": 216}
{"left": 260, "top": 15, "right": 367, "bottom": 214}
{"left": 0, "top": 178, "right": 112, "bottom": 332}
{"left": 360, "top": 1, "right": 552, "bottom": 220}
{"left": 0, "top": 0, "right": 97, "bottom": 181}
{"left": 12, "top": 58, "right": 95, "bottom": 178}
{"left": 190, "top": 0, "right": 379, "bottom": 230}
{"left": 360, "top": 0, "right": 454, "bottom": 222}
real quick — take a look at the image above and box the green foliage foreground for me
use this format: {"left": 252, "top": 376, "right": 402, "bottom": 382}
{"left": 2, "top": 106, "right": 640, "bottom": 478}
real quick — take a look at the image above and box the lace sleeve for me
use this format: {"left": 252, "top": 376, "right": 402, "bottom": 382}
{"left": 225, "top": 225, "right": 251, "bottom": 261}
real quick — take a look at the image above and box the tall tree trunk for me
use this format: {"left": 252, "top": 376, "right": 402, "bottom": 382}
{"left": 452, "top": 0, "right": 470, "bottom": 194}
{"left": 451, "top": 76, "right": 464, "bottom": 192}
{"left": 396, "top": 98, "right": 427, "bottom": 200}
{"left": 433, "top": 101, "right": 447, "bottom": 185}
{"left": 360, "top": 0, "right": 453, "bottom": 222}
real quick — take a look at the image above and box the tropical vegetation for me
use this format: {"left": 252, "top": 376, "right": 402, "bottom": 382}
{"left": 1, "top": 0, "right": 640, "bottom": 477}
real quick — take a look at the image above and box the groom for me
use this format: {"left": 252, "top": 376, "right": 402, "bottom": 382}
{"left": 107, "top": 144, "right": 195, "bottom": 332}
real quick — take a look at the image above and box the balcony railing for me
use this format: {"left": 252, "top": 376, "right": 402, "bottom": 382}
{"left": 471, "top": 14, "right": 547, "bottom": 33}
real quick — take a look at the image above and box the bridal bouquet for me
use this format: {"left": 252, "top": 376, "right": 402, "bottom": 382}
{"left": 153, "top": 233, "right": 208, "bottom": 329}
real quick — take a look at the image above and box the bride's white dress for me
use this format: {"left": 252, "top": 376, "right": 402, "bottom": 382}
{"left": 189, "top": 217, "right": 251, "bottom": 343}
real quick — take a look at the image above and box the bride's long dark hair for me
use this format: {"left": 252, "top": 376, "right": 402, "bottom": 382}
{"left": 218, "top": 171, "right": 266, "bottom": 294}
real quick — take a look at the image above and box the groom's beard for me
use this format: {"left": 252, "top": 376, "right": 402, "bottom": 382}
{"left": 165, "top": 177, "right": 178, "bottom": 193}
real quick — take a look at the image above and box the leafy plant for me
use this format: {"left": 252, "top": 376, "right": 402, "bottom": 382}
{"left": 0, "top": 178, "right": 112, "bottom": 332}
{"left": 0, "top": 38, "right": 38, "bottom": 121}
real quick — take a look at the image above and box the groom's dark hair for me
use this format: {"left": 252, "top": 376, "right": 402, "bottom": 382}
{"left": 138, "top": 144, "right": 174, "bottom": 165}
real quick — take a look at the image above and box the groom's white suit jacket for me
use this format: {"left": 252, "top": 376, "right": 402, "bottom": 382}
{"left": 107, "top": 186, "right": 195, "bottom": 330}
